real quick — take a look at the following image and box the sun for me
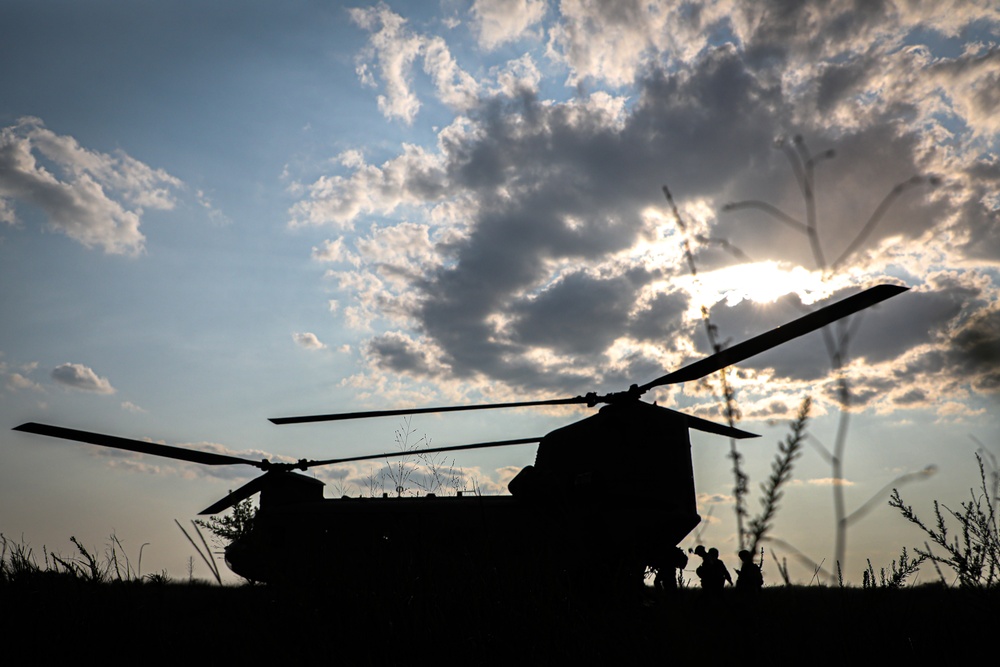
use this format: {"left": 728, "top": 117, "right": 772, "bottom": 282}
{"left": 683, "top": 261, "right": 845, "bottom": 309}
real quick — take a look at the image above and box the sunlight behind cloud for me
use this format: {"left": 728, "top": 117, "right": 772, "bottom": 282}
{"left": 679, "top": 261, "right": 850, "bottom": 311}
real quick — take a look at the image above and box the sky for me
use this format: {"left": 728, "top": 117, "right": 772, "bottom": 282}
{"left": 2, "top": 0, "right": 999, "bottom": 586}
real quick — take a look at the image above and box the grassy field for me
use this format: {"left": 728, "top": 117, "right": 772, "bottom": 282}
{"left": 4, "top": 571, "right": 997, "bottom": 662}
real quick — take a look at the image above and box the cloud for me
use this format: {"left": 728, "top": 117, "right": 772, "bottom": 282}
{"left": 6, "top": 372, "right": 42, "bottom": 392}
{"left": 0, "top": 117, "right": 181, "bottom": 254}
{"left": 292, "top": 332, "right": 327, "bottom": 350}
{"left": 2, "top": 359, "right": 42, "bottom": 393}
{"left": 51, "top": 363, "right": 116, "bottom": 394}
{"left": 938, "top": 301, "right": 1000, "bottom": 394}
{"left": 289, "top": 146, "right": 448, "bottom": 228}
{"left": 95, "top": 439, "right": 299, "bottom": 482}
{"left": 698, "top": 492, "right": 734, "bottom": 505}
{"left": 350, "top": 4, "right": 425, "bottom": 123}
{"left": 312, "top": 237, "right": 349, "bottom": 262}
{"left": 509, "top": 271, "right": 653, "bottom": 356}
{"left": 350, "top": 3, "right": 555, "bottom": 125}
{"left": 365, "top": 332, "right": 440, "bottom": 376}
{"left": 546, "top": 0, "right": 719, "bottom": 86}
{"left": 295, "top": 3, "right": 1000, "bottom": 415}
{"left": 471, "top": 0, "right": 546, "bottom": 50}
{"left": 121, "top": 401, "right": 147, "bottom": 414}
{"left": 195, "top": 189, "right": 231, "bottom": 226}
{"left": 808, "top": 478, "right": 856, "bottom": 487}
{"left": 350, "top": 3, "right": 480, "bottom": 123}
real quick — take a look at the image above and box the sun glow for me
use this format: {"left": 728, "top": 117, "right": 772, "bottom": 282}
{"left": 678, "top": 261, "right": 849, "bottom": 311}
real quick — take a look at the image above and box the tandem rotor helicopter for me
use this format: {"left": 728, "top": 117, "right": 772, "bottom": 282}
{"left": 13, "top": 285, "right": 906, "bottom": 588}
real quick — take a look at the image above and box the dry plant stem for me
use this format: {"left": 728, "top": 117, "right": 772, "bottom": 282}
{"left": 664, "top": 184, "right": 748, "bottom": 548}
{"left": 672, "top": 140, "right": 930, "bottom": 579}
{"left": 970, "top": 436, "right": 999, "bottom": 502}
{"left": 769, "top": 549, "right": 791, "bottom": 585}
{"left": 784, "top": 138, "right": 850, "bottom": 576}
{"left": 832, "top": 377, "right": 850, "bottom": 576}
{"left": 724, "top": 136, "right": 933, "bottom": 580}
{"left": 175, "top": 519, "right": 222, "bottom": 584}
{"left": 844, "top": 465, "right": 938, "bottom": 527}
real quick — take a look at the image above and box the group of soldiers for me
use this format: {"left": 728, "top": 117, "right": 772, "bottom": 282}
{"left": 652, "top": 545, "right": 763, "bottom": 592}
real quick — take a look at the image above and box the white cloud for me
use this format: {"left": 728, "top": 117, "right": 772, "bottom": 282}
{"left": 698, "top": 492, "right": 734, "bottom": 505}
{"left": 6, "top": 372, "right": 43, "bottom": 392}
{"left": 293, "top": 332, "right": 327, "bottom": 350}
{"left": 312, "top": 237, "right": 350, "bottom": 262}
{"left": 51, "top": 363, "right": 116, "bottom": 394}
{"left": 926, "top": 49, "right": 1000, "bottom": 137}
{"left": 491, "top": 54, "right": 542, "bottom": 96}
{"left": 0, "top": 197, "right": 16, "bottom": 224}
{"left": 195, "top": 189, "right": 231, "bottom": 226}
{"left": 0, "top": 117, "right": 181, "bottom": 254}
{"left": 350, "top": 3, "right": 427, "bottom": 123}
{"left": 1, "top": 357, "right": 42, "bottom": 393}
{"left": 422, "top": 36, "right": 481, "bottom": 111}
{"left": 121, "top": 401, "right": 147, "bottom": 413}
{"left": 350, "top": 3, "right": 492, "bottom": 123}
{"left": 546, "top": 0, "right": 727, "bottom": 86}
{"left": 808, "top": 478, "right": 856, "bottom": 487}
{"left": 471, "top": 0, "right": 547, "bottom": 50}
{"left": 288, "top": 144, "right": 448, "bottom": 228}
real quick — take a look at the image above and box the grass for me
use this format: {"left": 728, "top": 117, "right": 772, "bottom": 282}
{"left": 0, "top": 532, "right": 156, "bottom": 584}
{"left": 4, "top": 521, "right": 997, "bottom": 661}
{"left": 1, "top": 560, "right": 996, "bottom": 661}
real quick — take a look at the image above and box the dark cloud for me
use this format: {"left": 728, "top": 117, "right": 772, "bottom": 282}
{"left": 628, "top": 290, "right": 689, "bottom": 343}
{"left": 404, "top": 47, "right": 788, "bottom": 392}
{"left": 379, "top": 40, "right": 984, "bottom": 394}
{"left": 956, "top": 157, "right": 1000, "bottom": 260}
{"left": 943, "top": 303, "right": 1000, "bottom": 394}
{"left": 737, "top": 0, "right": 898, "bottom": 67}
{"left": 707, "top": 128, "right": 947, "bottom": 272}
{"left": 305, "top": 3, "right": 1000, "bottom": 412}
{"left": 629, "top": 46, "right": 786, "bottom": 197}
{"left": 510, "top": 271, "right": 649, "bottom": 356}
{"left": 366, "top": 333, "right": 438, "bottom": 377}
{"left": 893, "top": 388, "right": 927, "bottom": 406}
{"left": 698, "top": 282, "right": 979, "bottom": 383}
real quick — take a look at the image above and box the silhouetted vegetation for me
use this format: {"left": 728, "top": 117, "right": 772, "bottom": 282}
{"left": 2, "top": 542, "right": 996, "bottom": 662}
{"left": 891, "top": 454, "right": 999, "bottom": 587}
{"left": 4, "top": 445, "right": 998, "bottom": 661}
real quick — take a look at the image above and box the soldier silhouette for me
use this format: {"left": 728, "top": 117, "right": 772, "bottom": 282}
{"left": 695, "top": 545, "right": 732, "bottom": 590}
{"left": 736, "top": 549, "right": 763, "bottom": 592}
{"left": 653, "top": 546, "right": 688, "bottom": 592}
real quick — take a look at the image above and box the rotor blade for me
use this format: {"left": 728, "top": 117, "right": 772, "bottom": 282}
{"left": 682, "top": 414, "right": 759, "bottom": 439}
{"left": 199, "top": 475, "right": 269, "bottom": 515}
{"left": 269, "top": 397, "right": 588, "bottom": 425}
{"left": 13, "top": 422, "right": 265, "bottom": 469}
{"left": 640, "top": 284, "right": 908, "bottom": 392}
{"left": 303, "top": 437, "right": 542, "bottom": 468}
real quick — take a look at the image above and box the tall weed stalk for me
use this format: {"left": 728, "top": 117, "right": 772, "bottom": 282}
{"left": 671, "top": 135, "right": 936, "bottom": 580}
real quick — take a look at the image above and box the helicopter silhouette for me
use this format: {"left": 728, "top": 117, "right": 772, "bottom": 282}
{"left": 13, "top": 284, "right": 906, "bottom": 588}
